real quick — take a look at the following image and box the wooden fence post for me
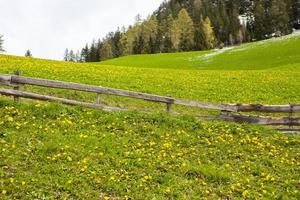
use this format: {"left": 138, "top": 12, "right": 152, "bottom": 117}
{"left": 96, "top": 93, "right": 101, "bottom": 104}
{"left": 13, "top": 70, "right": 20, "bottom": 102}
{"left": 166, "top": 95, "right": 172, "bottom": 113}
{"left": 289, "top": 103, "right": 293, "bottom": 129}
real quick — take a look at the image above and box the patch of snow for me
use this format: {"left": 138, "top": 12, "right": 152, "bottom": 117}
{"left": 202, "top": 47, "right": 234, "bottom": 62}
{"left": 188, "top": 30, "right": 300, "bottom": 63}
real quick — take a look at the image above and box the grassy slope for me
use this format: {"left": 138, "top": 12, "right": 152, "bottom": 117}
{"left": 0, "top": 100, "right": 299, "bottom": 199}
{"left": 0, "top": 34, "right": 300, "bottom": 199}
{"left": 101, "top": 33, "right": 300, "bottom": 70}
{"left": 0, "top": 35, "right": 300, "bottom": 109}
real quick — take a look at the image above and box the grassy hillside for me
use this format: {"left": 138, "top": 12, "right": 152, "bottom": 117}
{"left": 102, "top": 33, "right": 300, "bottom": 70}
{"left": 0, "top": 35, "right": 300, "bottom": 112}
{"left": 1, "top": 100, "right": 299, "bottom": 199}
{"left": 0, "top": 34, "right": 300, "bottom": 199}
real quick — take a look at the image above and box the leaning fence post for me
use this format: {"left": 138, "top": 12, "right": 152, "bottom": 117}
{"left": 13, "top": 70, "right": 20, "bottom": 102}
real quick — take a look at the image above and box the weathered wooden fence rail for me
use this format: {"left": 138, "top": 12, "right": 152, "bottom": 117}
{"left": 0, "top": 73, "right": 299, "bottom": 130}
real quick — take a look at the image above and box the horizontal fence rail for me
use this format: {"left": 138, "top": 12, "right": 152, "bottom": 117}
{"left": 0, "top": 73, "right": 299, "bottom": 131}
{"left": 1, "top": 74, "right": 299, "bottom": 113}
{"left": 202, "top": 113, "right": 300, "bottom": 126}
{"left": 0, "top": 88, "right": 124, "bottom": 112}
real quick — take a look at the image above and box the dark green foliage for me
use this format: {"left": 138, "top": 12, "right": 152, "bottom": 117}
{"left": 25, "top": 50, "right": 32, "bottom": 57}
{"left": 133, "top": 34, "right": 145, "bottom": 54}
{"left": 290, "top": 0, "right": 300, "bottom": 29}
{"left": 88, "top": 40, "right": 98, "bottom": 62}
{"left": 0, "top": 35, "right": 4, "bottom": 52}
{"left": 270, "top": 0, "right": 291, "bottom": 36}
{"left": 81, "top": 44, "right": 89, "bottom": 62}
{"left": 73, "top": 0, "right": 296, "bottom": 62}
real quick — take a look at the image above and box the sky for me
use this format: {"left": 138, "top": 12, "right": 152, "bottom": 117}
{"left": 0, "top": 0, "right": 165, "bottom": 60}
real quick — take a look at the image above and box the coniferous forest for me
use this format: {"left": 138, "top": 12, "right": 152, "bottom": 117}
{"left": 64, "top": 0, "right": 300, "bottom": 62}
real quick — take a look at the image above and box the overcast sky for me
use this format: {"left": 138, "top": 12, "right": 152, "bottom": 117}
{"left": 0, "top": 0, "right": 165, "bottom": 60}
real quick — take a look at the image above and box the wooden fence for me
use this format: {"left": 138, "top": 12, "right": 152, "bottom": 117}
{"left": 0, "top": 72, "right": 299, "bottom": 132}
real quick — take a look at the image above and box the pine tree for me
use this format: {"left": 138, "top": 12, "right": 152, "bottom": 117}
{"left": 193, "top": 0, "right": 203, "bottom": 23}
{"left": 69, "top": 50, "right": 75, "bottom": 62}
{"left": 194, "top": 19, "right": 206, "bottom": 50}
{"left": 171, "top": 8, "right": 195, "bottom": 51}
{"left": 228, "top": 1, "right": 242, "bottom": 44}
{"left": 141, "top": 16, "right": 158, "bottom": 53}
{"left": 177, "top": 9, "right": 195, "bottom": 51}
{"left": 89, "top": 40, "right": 98, "bottom": 62}
{"left": 216, "top": 2, "right": 230, "bottom": 45}
{"left": 253, "top": 0, "right": 266, "bottom": 40}
{"left": 120, "top": 33, "right": 129, "bottom": 56}
{"left": 133, "top": 34, "right": 144, "bottom": 54}
{"left": 270, "top": 0, "right": 291, "bottom": 36}
{"left": 122, "top": 25, "right": 141, "bottom": 55}
{"left": 81, "top": 44, "right": 89, "bottom": 62}
{"left": 201, "top": 17, "right": 216, "bottom": 49}
{"left": 290, "top": 0, "right": 300, "bottom": 29}
{"left": 75, "top": 50, "right": 81, "bottom": 62}
{"left": 162, "top": 14, "right": 174, "bottom": 52}
{"left": 111, "top": 30, "right": 122, "bottom": 57}
{"left": 25, "top": 50, "right": 32, "bottom": 57}
{"left": 64, "top": 49, "right": 69, "bottom": 61}
{"left": 100, "top": 41, "right": 113, "bottom": 60}
{"left": 0, "top": 35, "right": 4, "bottom": 52}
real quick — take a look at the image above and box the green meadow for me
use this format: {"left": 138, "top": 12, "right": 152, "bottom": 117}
{"left": 0, "top": 34, "right": 300, "bottom": 199}
{"left": 102, "top": 33, "right": 300, "bottom": 70}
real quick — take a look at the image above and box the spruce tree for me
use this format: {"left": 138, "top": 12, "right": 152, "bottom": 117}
{"left": 0, "top": 35, "right": 4, "bottom": 52}
{"left": 133, "top": 34, "right": 144, "bottom": 54}
{"left": 25, "top": 50, "right": 32, "bottom": 57}
{"left": 193, "top": 0, "right": 203, "bottom": 23}
{"left": 81, "top": 44, "right": 89, "bottom": 62}
{"left": 100, "top": 41, "right": 113, "bottom": 60}
{"left": 64, "top": 49, "right": 69, "bottom": 61}
{"left": 290, "top": 0, "right": 300, "bottom": 29}
{"left": 171, "top": 8, "right": 195, "bottom": 51}
{"left": 163, "top": 14, "right": 174, "bottom": 52}
{"left": 228, "top": 1, "right": 242, "bottom": 44}
{"left": 201, "top": 17, "right": 216, "bottom": 49}
{"left": 177, "top": 9, "right": 195, "bottom": 51}
{"left": 111, "top": 30, "right": 122, "bottom": 57}
{"left": 89, "top": 40, "right": 97, "bottom": 62}
{"left": 270, "top": 0, "right": 291, "bottom": 36}
{"left": 253, "top": 0, "right": 266, "bottom": 40}
{"left": 69, "top": 50, "right": 75, "bottom": 62}
{"left": 75, "top": 50, "right": 81, "bottom": 62}
{"left": 194, "top": 22, "right": 205, "bottom": 50}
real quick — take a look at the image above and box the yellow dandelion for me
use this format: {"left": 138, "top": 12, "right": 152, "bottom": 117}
{"left": 9, "top": 178, "right": 14, "bottom": 183}
{"left": 242, "top": 190, "right": 249, "bottom": 197}
{"left": 165, "top": 187, "right": 171, "bottom": 193}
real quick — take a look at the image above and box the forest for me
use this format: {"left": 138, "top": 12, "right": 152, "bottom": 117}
{"left": 63, "top": 0, "right": 299, "bottom": 62}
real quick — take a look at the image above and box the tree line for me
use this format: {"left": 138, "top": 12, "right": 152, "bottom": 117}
{"left": 62, "top": 0, "right": 297, "bottom": 62}
{"left": 1, "top": 0, "right": 299, "bottom": 61}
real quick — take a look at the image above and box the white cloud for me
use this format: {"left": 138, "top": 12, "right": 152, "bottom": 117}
{"left": 0, "top": 0, "right": 164, "bottom": 60}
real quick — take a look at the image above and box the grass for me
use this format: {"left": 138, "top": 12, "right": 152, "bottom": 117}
{"left": 0, "top": 33, "right": 300, "bottom": 199}
{"left": 101, "top": 33, "right": 300, "bottom": 70}
{"left": 0, "top": 99, "right": 299, "bottom": 199}
{"left": 0, "top": 37, "right": 300, "bottom": 111}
